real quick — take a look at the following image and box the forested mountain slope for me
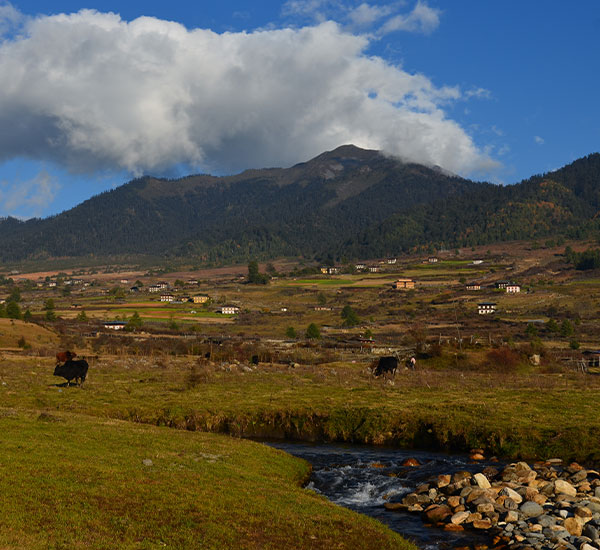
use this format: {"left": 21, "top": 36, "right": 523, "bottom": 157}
{"left": 0, "top": 146, "right": 598, "bottom": 262}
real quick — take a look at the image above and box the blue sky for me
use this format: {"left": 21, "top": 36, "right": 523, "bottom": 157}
{"left": 0, "top": 1, "right": 598, "bottom": 218}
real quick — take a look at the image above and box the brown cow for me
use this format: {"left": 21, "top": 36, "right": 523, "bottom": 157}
{"left": 56, "top": 350, "right": 77, "bottom": 363}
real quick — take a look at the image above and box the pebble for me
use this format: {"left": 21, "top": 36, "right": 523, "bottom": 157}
{"left": 387, "top": 458, "right": 600, "bottom": 550}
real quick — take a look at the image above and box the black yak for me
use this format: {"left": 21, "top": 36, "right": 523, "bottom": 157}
{"left": 54, "top": 358, "right": 89, "bottom": 386}
{"left": 371, "top": 356, "right": 398, "bottom": 377}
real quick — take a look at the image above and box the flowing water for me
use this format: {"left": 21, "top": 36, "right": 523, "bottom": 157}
{"left": 268, "top": 442, "right": 499, "bottom": 549}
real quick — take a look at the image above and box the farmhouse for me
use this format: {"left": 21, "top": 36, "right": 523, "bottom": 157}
{"left": 495, "top": 281, "right": 511, "bottom": 289}
{"left": 506, "top": 284, "right": 521, "bottom": 293}
{"left": 428, "top": 257, "right": 439, "bottom": 263}
{"left": 387, "top": 258, "right": 397, "bottom": 264}
{"left": 193, "top": 294, "right": 209, "bottom": 304}
{"left": 368, "top": 265, "right": 381, "bottom": 273}
{"left": 466, "top": 283, "right": 481, "bottom": 291}
{"left": 355, "top": 263, "right": 366, "bottom": 271}
{"left": 478, "top": 302, "right": 497, "bottom": 315}
{"left": 160, "top": 293, "right": 175, "bottom": 302}
{"left": 218, "top": 305, "right": 240, "bottom": 315}
{"left": 148, "top": 285, "right": 161, "bottom": 293}
{"left": 320, "top": 267, "right": 340, "bottom": 275}
{"left": 104, "top": 321, "right": 126, "bottom": 330}
{"left": 393, "top": 278, "right": 415, "bottom": 290}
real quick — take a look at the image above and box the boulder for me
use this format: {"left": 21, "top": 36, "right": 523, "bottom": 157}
{"left": 520, "top": 501, "right": 544, "bottom": 518}
{"left": 423, "top": 505, "right": 453, "bottom": 523}
{"left": 474, "top": 473, "right": 491, "bottom": 489}
{"left": 555, "top": 479, "right": 578, "bottom": 497}
{"left": 451, "top": 511, "right": 471, "bottom": 525}
{"left": 500, "top": 486, "right": 524, "bottom": 504}
{"left": 564, "top": 517, "right": 583, "bottom": 536}
{"left": 472, "top": 519, "right": 493, "bottom": 530}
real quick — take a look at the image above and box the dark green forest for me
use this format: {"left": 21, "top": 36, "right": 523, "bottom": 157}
{"left": 0, "top": 145, "right": 599, "bottom": 264}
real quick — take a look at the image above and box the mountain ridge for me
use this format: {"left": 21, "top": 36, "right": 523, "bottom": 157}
{"left": 0, "top": 146, "right": 599, "bottom": 263}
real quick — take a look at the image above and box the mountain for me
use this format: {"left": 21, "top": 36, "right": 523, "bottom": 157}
{"left": 0, "top": 146, "right": 599, "bottom": 263}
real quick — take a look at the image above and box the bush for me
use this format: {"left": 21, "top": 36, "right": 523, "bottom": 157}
{"left": 305, "top": 323, "right": 321, "bottom": 339}
{"left": 485, "top": 347, "right": 521, "bottom": 372}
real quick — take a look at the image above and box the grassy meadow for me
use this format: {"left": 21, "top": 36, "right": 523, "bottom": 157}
{"left": 3, "top": 241, "right": 600, "bottom": 548}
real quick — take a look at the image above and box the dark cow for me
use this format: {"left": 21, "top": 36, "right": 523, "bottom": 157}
{"left": 54, "top": 359, "right": 89, "bottom": 386}
{"left": 371, "top": 356, "right": 398, "bottom": 377}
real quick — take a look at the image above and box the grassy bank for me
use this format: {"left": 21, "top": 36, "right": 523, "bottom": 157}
{"left": 2, "top": 356, "right": 599, "bottom": 463}
{"left": 0, "top": 410, "right": 410, "bottom": 550}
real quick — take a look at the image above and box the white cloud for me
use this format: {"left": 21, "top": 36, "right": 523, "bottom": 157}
{"left": 534, "top": 136, "right": 545, "bottom": 145}
{"left": 0, "top": 170, "right": 59, "bottom": 217}
{"left": 465, "top": 87, "right": 492, "bottom": 100}
{"left": 0, "top": 9, "right": 494, "bottom": 177}
{"left": 380, "top": 1, "right": 440, "bottom": 35}
{"left": 0, "top": 1, "right": 23, "bottom": 37}
{"left": 348, "top": 3, "right": 395, "bottom": 27}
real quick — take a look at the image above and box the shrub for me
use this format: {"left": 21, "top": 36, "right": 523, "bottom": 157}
{"left": 485, "top": 347, "right": 521, "bottom": 372}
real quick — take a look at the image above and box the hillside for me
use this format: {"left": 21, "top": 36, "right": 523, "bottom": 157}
{"left": 0, "top": 146, "right": 599, "bottom": 263}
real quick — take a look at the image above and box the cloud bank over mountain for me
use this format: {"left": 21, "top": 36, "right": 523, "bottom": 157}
{"left": 0, "top": 8, "right": 495, "bottom": 176}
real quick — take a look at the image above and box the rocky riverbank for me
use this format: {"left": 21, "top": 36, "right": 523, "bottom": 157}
{"left": 384, "top": 456, "right": 600, "bottom": 550}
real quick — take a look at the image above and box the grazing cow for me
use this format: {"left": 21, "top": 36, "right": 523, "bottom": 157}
{"left": 54, "top": 358, "right": 89, "bottom": 386}
{"left": 371, "top": 356, "right": 398, "bottom": 377}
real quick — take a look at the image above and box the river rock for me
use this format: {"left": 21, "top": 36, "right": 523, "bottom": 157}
{"left": 448, "top": 495, "right": 462, "bottom": 508}
{"left": 472, "top": 519, "right": 493, "bottom": 530}
{"left": 505, "top": 510, "right": 520, "bottom": 523}
{"left": 556, "top": 480, "right": 578, "bottom": 497}
{"left": 520, "top": 501, "right": 544, "bottom": 518}
{"left": 581, "top": 544, "right": 598, "bottom": 550}
{"left": 576, "top": 507, "right": 594, "bottom": 521}
{"left": 501, "top": 486, "right": 524, "bottom": 504}
{"left": 451, "top": 511, "right": 471, "bottom": 525}
{"left": 436, "top": 474, "right": 451, "bottom": 488}
{"left": 402, "top": 458, "right": 421, "bottom": 467}
{"left": 564, "top": 517, "right": 583, "bottom": 536}
{"left": 424, "top": 504, "right": 452, "bottom": 523}
{"left": 453, "top": 471, "right": 472, "bottom": 483}
{"left": 444, "top": 523, "right": 465, "bottom": 532}
{"left": 474, "top": 473, "right": 491, "bottom": 489}
{"left": 583, "top": 524, "right": 600, "bottom": 542}
{"left": 572, "top": 471, "right": 589, "bottom": 483}
{"left": 384, "top": 502, "right": 405, "bottom": 511}
{"left": 504, "top": 497, "right": 519, "bottom": 510}
{"left": 477, "top": 502, "right": 495, "bottom": 515}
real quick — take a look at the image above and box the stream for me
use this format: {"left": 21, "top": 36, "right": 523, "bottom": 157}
{"left": 268, "top": 441, "right": 500, "bottom": 549}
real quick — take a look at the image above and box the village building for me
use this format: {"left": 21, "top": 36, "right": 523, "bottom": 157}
{"left": 156, "top": 281, "right": 169, "bottom": 289}
{"left": 104, "top": 321, "right": 126, "bottom": 330}
{"left": 188, "top": 279, "right": 199, "bottom": 285}
{"left": 148, "top": 285, "right": 161, "bottom": 293}
{"left": 387, "top": 258, "right": 397, "bottom": 264}
{"left": 218, "top": 305, "right": 240, "bottom": 315}
{"left": 48, "top": 281, "right": 57, "bottom": 288}
{"left": 314, "top": 306, "right": 332, "bottom": 311}
{"left": 355, "top": 263, "right": 366, "bottom": 271}
{"left": 495, "top": 281, "right": 511, "bottom": 289}
{"left": 192, "top": 294, "right": 210, "bottom": 304}
{"left": 428, "top": 257, "right": 439, "bottom": 263}
{"left": 393, "top": 278, "right": 415, "bottom": 290}
{"left": 506, "top": 284, "right": 521, "bottom": 293}
{"left": 120, "top": 279, "right": 129, "bottom": 284}
{"left": 368, "top": 265, "right": 381, "bottom": 273}
{"left": 465, "top": 283, "right": 481, "bottom": 291}
{"left": 472, "top": 260, "right": 484, "bottom": 265}
{"left": 160, "top": 293, "right": 175, "bottom": 302}
{"left": 478, "top": 302, "right": 497, "bottom": 315}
